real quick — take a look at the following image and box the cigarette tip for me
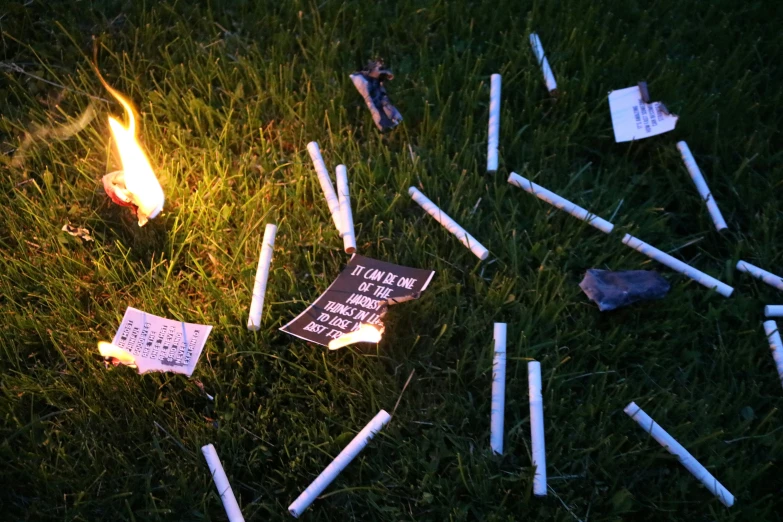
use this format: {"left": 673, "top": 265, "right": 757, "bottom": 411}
{"left": 289, "top": 508, "right": 300, "bottom": 518}
{"left": 623, "top": 402, "right": 639, "bottom": 415}
{"left": 407, "top": 186, "right": 417, "bottom": 196}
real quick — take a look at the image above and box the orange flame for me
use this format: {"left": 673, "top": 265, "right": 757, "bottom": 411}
{"left": 99, "top": 76, "right": 164, "bottom": 226}
{"left": 328, "top": 323, "right": 383, "bottom": 350}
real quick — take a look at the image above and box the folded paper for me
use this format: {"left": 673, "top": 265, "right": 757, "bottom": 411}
{"left": 281, "top": 255, "right": 434, "bottom": 348}
{"left": 609, "top": 85, "right": 678, "bottom": 143}
{"left": 99, "top": 307, "right": 212, "bottom": 376}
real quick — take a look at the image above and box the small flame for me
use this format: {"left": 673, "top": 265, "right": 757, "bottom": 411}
{"left": 328, "top": 324, "right": 383, "bottom": 350}
{"left": 98, "top": 341, "right": 137, "bottom": 367}
{"left": 101, "top": 82, "right": 164, "bottom": 226}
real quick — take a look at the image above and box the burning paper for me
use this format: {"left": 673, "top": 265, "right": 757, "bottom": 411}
{"left": 281, "top": 255, "right": 434, "bottom": 348}
{"left": 97, "top": 73, "right": 164, "bottom": 226}
{"left": 608, "top": 85, "right": 678, "bottom": 142}
{"left": 98, "top": 307, "right": 212, "bottom": 376}
{"left": 349, "top": 60, "right": 402, "bottom": 132}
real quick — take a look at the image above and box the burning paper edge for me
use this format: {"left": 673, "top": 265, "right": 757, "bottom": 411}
{"left": 327, "top": 323, "right": 384, "bottom": 351}
{"left": 98, "top": 341, "right": 137, "bottom": 368}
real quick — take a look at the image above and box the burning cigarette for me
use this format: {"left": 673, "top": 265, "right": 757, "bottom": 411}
{"left": 529, "top": 33, "right": 557, "bottom": 93}
{"left": 490, "top": 323, "right": 507, "bottom": 455}
{"left": 676, "top": 141, "right": 727, "bottom": 232}
{"left": 763, "top": 321, "right": 783, "bottom": 389}
{"left": 288, "top": 409, "right": 391, "bottom": 518}
{"left": 765, "top": 306, "right": 783, "bottom": 317}
{"left": 306, "top": 142, "right": 344, "bottom": 235}
{"left": 507, "top": 172, "right": 615, "bottom": 234}
{"left": 487, "top": 74, "right": 501, "bottom": 172}
{"left": 622, "top": 234, "right": 734, "bottom": 297}
{"left": 336, "top": 165, "right": 357, "bottom": 254}
{"left": 736, "top": 260, "right": 783, "bottom": 292}
{"left": 201, "top": 444, "right": 245, "bottom": 522}
{"left": 247, "top": 223, "right": 277, "bottom": 331}
{"left": 624, "top": 402, "right": 735, "bottom": 507}
{"left": 408, "top": 187, "right": 489, "bottom": 260}
{"left": 528, "top": 361, "right": 547, "bottom": 496}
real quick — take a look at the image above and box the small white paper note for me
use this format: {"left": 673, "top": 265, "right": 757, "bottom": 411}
{"left": 110, "top": 307, "right": 212, "bottom": 376}
{"left": 608, "top": 86, "right": 678, "bottom": 142}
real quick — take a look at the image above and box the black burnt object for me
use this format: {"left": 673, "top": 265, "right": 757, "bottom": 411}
{"left": 579, "top": 269, "right": 671, "bottom": 311}
{"left": 350, "top": 60, "right": 402, "bottom": 132}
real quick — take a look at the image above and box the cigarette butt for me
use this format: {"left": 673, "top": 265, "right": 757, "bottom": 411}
{"left": 306, "top": 142, "right": 343, "bottom": 235}
{"left": 336, "top": 165, "right": 357, "bottom": 254}
{"left": 507, "top": 172, "right": 615, "bottom": 234}
{"left": 408, "top": 187, "right": 489, "bottom": 260}
{"left": 528, "top": 361, "right": 547, "bottom": 496}
{"left": 763, "top": 321, "right": 783, "bottom": 390}
{"left": 288, "top": 410, "right": 391, "bottom": 518}
{"left": 622, "top": 234, "right": 733, "bottom": 297}
{"left": 676, "top": 141, "right": 728, "bottom": 232}
{"left": 490, "top": 323, "right": 507, "bottom": 455}
{"left": 247, "top": 223, "right": 277, "bottom": 331}
{"left": 487, "top": 74, "right": 501, "bottom": 172}
{"left": 624, "top": 403, "right": 734, "bottom": 507}
{"left": 529, "top": 33, "right": 557, "bottom": 93}
{"left": 765, "top": 305, "right": 783, "bottom": 317}
{"left": 736, "top": 260, "right": 783, "bottom": 292}
{"left": 201, "top": 444, "right": 245, "bottom": 522}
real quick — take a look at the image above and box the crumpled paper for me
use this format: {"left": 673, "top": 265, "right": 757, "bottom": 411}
{"left": 61, "top": 223, "right": 94, "bottom": 242}
{"left": 580, "top": 269, "right": 671, "bottom": 311}
{"left": 349, "top": 60, "right": 402, "bottom": 132}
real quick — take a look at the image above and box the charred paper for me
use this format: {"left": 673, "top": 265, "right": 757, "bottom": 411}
{"left": 350, "top": 60, "right": 402, "bottom": 132}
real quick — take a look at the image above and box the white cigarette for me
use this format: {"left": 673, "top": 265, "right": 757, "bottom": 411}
{"left": 408, "top": 187, "right": 489, "bottom": 260}
{"left": 765, "top": 305, "right": 783, "bottom": 317}
{"left": 490, "top": 323, "right": 507, "bottom": 455}
{"left": 736, "top": 260, "right": 783, "bottom": 292}
{"left": 624, "top": 402, "right": 735, "bottom": 507}
{"left": 247, "top": 223, "right": 277, "bottom": 331}
{"left": 336, "top": 165, "right": 357, "bottom": 254}
{"left": 676, "top": 141, "right": 727, "bottom": 232}
{"left": 288, "top": 410, "right": 391, "bottom": 518}
{"left": 622, "top": 234, "right": 733, "bottom": 297}
{"left": 487, "top": 74, "right": 501, "bottom": 172}
{"left": 201, "top": 444, "right": 245, "bottom": 522}
{"left": 763, "top": 321, "right": 783, "bottom": 389}
{"left": 306, "top": 141, "right": 343, "bottom": 235}
{"left": 529, "top": 33, "right": 557, "bottom": 93}
{"left": 508, "top": 172, "right": 614, "bottom": 234}
{"left": 528, "top": 361, "right": 547, "bottom": 496}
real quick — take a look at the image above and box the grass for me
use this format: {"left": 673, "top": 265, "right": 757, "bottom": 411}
{"left": 1, "top": 0, "right": 782, "bottom": 520}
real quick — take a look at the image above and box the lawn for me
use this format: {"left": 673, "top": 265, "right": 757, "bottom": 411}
{"left": 1, "top": 0, "right": 782, "bottom": 520}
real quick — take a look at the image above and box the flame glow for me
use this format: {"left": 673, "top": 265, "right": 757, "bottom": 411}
{"left": 104, "top": 87, "right": 164, "bottom": 226}
{"left": 328, "top": 324, "right": 383, "bottom": 350}
{"left": 98, "top": 341, "right": 137, "bottom": 367}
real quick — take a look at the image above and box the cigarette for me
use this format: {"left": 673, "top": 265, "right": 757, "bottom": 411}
{"left": 528, "top": 361, "right": 547, "bottom": 496}
{"left": 624, "top": 402, "right": 735, "bottom": 507}
{"left": 736, "top": 260, "right": 783, "bottom": 292}
{"left": 201, "top": 444, "right": 245, "bottom": 522}
{"left": 490, "top": 323, "right": 507, "bottom": 455}
{"left": 676, "top": 142, "right": 728, "bottom": 232}
{"left": 306, "top": 141, "right": 344, "bottom": 235}
{"left": 336, "top": 165, "right": 357, "bottom": 254}
{"left": 247, "top": 223, "right": 277, "bottom": 331}
{"left": 529, "top": 33, "right": 557, "bottom": 93}
{"left": 622, "top": 234, "right": 733, "bottom": 297}
{"left": 288, "top": 410, "right": 391, "bottom": 518}
{"left": 487, "top": 74, "right": 501, "bottom": 172}
{"left": 408, "top": 187, "right": 489, "bottom": 260}
{"left": 763, "top": 321, "right": 783, "bottom": 389}
{"left": 765, "top": 305, "right": 783, "bottom": 317}
{"left": 508, "top": 172, "right": 615, "bottom": 234}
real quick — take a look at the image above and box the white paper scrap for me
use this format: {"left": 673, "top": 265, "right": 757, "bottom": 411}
{"left": 608, "top": 86, "right": 678, "bottom": 143}
{"left": 107, "top": 307, "right": 212, "bottom": 376}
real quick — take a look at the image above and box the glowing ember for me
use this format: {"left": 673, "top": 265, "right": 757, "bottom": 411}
{"left": 97, "top": 341, "right": 136, "bottom": 367}
{"left": 98, "top": 75, "right": 164, "bottom": 226}
{"left": 328, "top": 324, "right": 383, "bottom": 351}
